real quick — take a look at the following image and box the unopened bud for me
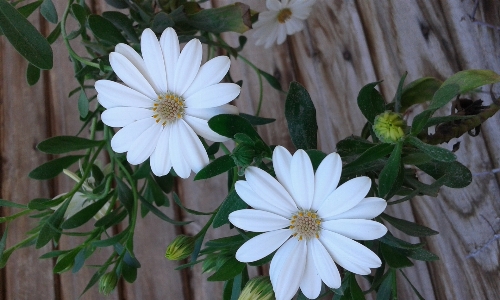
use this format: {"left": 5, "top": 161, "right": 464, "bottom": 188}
{"left": 165, "top": 235, "right": 196, "bottom": 260}
{"left": 373, "top": 111, "right": 407, "bottom": 143}
{"left": 99, "top": 271, "right": 118, "bottom": 296}
{"left": 238, "top": 276, "right": 275, "bottom": 300}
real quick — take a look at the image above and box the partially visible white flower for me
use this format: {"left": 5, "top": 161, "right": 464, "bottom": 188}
{"left": 229, "top": 146, "right": 387, "bottom": 300}
{"left": 95, "top": 27, "right": 240, "bottom": 178}
{"left": 253, "top": 0, "right": 316, "bottom": 48}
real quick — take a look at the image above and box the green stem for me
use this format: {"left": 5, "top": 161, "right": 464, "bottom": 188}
{"left": 0, "top": 209, "right": 33, "bottom": 223}
{"left": 238, "top": 55, "right": 264, "bottom": 117}
{"left": 116, "top": 160, "right": 139, "bottom": 247}
{"left": 194, "top": 210, "right": 218, "bottom": 239}
{"left": 220, "top": 143, "right": 230, "bottom": 155}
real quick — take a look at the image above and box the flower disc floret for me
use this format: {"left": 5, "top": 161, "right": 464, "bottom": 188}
{"left": 290, "top": 210, "right": 321, "bottom": 240}
{"left": 277, "top": 8, "right": 292, "bottom": 23}
{"left": 153, "top": 92, "right": 185, "bottom": 126}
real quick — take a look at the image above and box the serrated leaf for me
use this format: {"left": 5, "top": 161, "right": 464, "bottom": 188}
{"left": 357, "top": 81, "right": 386, "bottom": 124}
{"left": 195, "top": 155, "right": 235, "bottom": 181}
{"left": 88, "top": 14, "right": 127, "bottom": 45}
{"left": 381, "top": 213, "right": 438, "bottom": 237}
{"left": 406, "top": 136, "right": 456, "bottom": 162}
{"left": 0, "top": 0, "right": 53, "bottom": 69}
{"left": 40, "top": 0, "right": 58, "bottom": 24}
{"left": 378, "top": 142, "right": 402, "bottom": 198}
{"left": 37, "top": 136, "right": 103, "bottom": 154}
{"left": 285, "top": 81, "right": 318, "bottom": 150}
{"left": 213, "top": 190, "right": 247, "bottom": 228}
{"left": 29, "top": 155, "right": 83, "bottom": 180}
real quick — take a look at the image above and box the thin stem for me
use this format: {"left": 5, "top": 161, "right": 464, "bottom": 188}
{"left": 238, "top": 54, "right": 264, "bottom": 116}
{"left": 117, "top": 160, "right": 139, "bottom": 245}
{"left": 220, "top": 143, "right": 231, "bottom": 155}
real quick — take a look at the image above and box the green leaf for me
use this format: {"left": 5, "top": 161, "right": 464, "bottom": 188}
{"left": 116, "top": 177, "right": 134, "bottom": 213}
{"left": 138, "top": 195, "right": 191, "bottom": 226}
{"left": 145, "top": 177, "right": 168, "bottom": 207}
{"left": 71, "top": 3, "right": 87, "bottom": 26}
{"left": 344, "top": 143, "right": 394, "bottom": 169}
{"left": 26, "top": 63, "right": 40, "bottom": 86}
{"left": 381, "top": 213, "right": 438, "bottom": 237}
{"left": 0, "top": 199, "right": 27, "bottom": 209}
{"left": 376, "top": 269, "right": 395, "bottom": 300}
{"left": 36, "top": 198, "right": 71, "bottom": 248}
{"left": 172, "top": 192, "right": 212, "bottom": 215}
{"left": 37, "top": 136, "right": 104, "bottom": 154}
{"left": 424, "top": 115, "right": 475, "bottom": 128}
{"left": 195, "top": 155, "right": 236, "bottom": 181}
{"left": 239, "top": 113, "right": 275, "bottom": 126}
{"left": 153, "top": 173, "right": 174, "bottom": 194}
{"left": 394, "top": 72, "right": 407, "bottom": 113}
{"left": 285, "top": 81, "right": 318, "bottom": 150}
{"left": 0, "top": 226, "right": 9, "bottom": 261}
{"left": 102, "top": 11, "right": 139, "bottom": 43}
{"left": 402, "top": 247, "right": 439, "bottom": 262}
{"left": 429, "top": 69, "right": 500, "bottom": 110}
{"left": 349, "top": 273, "right": 365, "bottom": 300}
{"left": 28, "top": 197, "right": 62, "bottom": 210}
{"left": 416, "top": 160, "right": 472, "bottom": 188}
{"left": 121, "top": 261, "right": 138, "bottom": 283}
{"left": 357, "top": 81, "right": 385, "bottom": 124}
{"left": 207, "top": 256, "right": 245, "bottom": 281}
{"left": 91, "top": 229, "right": 128, "bottom": 247}
{"left": 29, "top": 155, "right": 83, "bottom": 180}
{"left": 105, "top": 0, "right": 128, "bottom": 9}
{"left": 78, "top": 89, "right": 89, "bottom": 118}
{"left": 0, "top": 0, "right": 53, "bottom": 69}
{"left": 378, "top": 233, "right": 423, "bottom": 250}
{"left": 88, "top": 14, "right": 127, "bottom": 45}
{"left": 410, "top": 109, "right": 434, "bottom": 135}
{"left": 399, "top": 270, "right": 425, "bottom": 300}
{"left": 151, "top": 12, "right": 176, "bottom": 33}
{"left": 336, "top": 136, "right": 374, "bottom": 157}
{"left": 406, "top": 136, "right": 456, "bottom": 162}
{"left": 94, "top": 208, "right": 127, "bottom": 229}
{"left": 17, "top": 1, "right": 43, "bottom": 18}
{"left": 213, "top": 190, "right": 247, "bottom": 228}
{"left": 400, "top": 77, "right": 442, "bottom": 111}
{"left": 380, "top": 243, "right": 413, "bottom": 268}
{"left": 54, "top": 248, "right": 80, "bottom": 273}
{"left": 259, "top": 69, "right": 282, "bottom": 91}
{"left": 186, "top": 3, "right": 251, "bottom": 34}
{"left": 208, "top": 114, "right": 263, "bottom": 143}
{"left": 40, "top": 0, "right": 58, "bottom": 24}
{"left": 305, "top": 149, "right": 327, "bottom": 171}
{"left": 61, "top": 196, "right": 110, "bottom": 229}
{"left": 46, "top": 23, "right": 61, "bottom": 44}
{"left": 378, "top": 142, "right": 402, "bottom": 198}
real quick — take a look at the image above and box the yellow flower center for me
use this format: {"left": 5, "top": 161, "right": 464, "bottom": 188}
{"left": 152, "top": 92, "right": 185, "bottom": 126}
{"left": 290, "top": 210, "right": 322, "bottom": 241}
{"left": 277, "top": 8, "right": 292, "bottom": 24}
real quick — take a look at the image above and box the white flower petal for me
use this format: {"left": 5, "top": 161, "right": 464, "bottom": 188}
{"left": 229, "top": 209, "right": 290, "bottom": 232}
{"left": 109, "top": 52, "right": 157, "bottom": 99}
{"left": 285, "top": 18, "right": 304, "bottom": 34}
{"left": 95, "top": 80, "right": 153, "bottom": 109}
{"left": 245, "top": 166, "right": 297, "bottom": 215}
{"left": 264, "top": 23, "right": 280, "bottom": 48}
{"left": 272, "top": 238, "right": 306, "bottom": 300}
{"left": 320, "top": 230, "right": 381, "bottom": 275}
{"left": 276, "top": 25, "right": 287, "bottom": 45}
{"left": 234, "top": 181, "right": 292, "bottom": 218}
{"left": 114, "top": 43, "right": 159, "bottom": 93}
{"left": 319, "top": 176, "right": 371, "bottom": 219}
{"left": 173, "top": 39, "right": 202, "bottom": 95}
{"left": 64, "top": 192, "right": 91, "bottom": 219}
{"left": 183, "top": 56, "right": 231, "bottom": 99}
{"left": 150, "top": 126, "right": 172, "bottom": 176}
{"left": 290, "top": 149, "right": 314, "bottom": 210}
{"left": 266, "top": 0, "right": 281, "bottom": 10}
{"left": 236, "top": 229, "right": 292, "bottom": 262}
{"left": 177, "top": 120, "right": 209, "bottom": 173}
{"left": 141, "top": 28, "right": 168, "bottom": 93}
{"left": 322, "top": 219, "right": 388, "bottom": 240}
{"left": 183, "top": 115, "right": 230, "bottom": 142}
{"left": 111, "top": 118, "right": 155, "bottom": 153}
{"left": 300, "top": 241, "right": 322, "bottom": 299}
{"left": 101, "top": 107, "right": 153, "bottom": 127}
{"left": 270, "top": 238, "right": 297, "bottom": 284}
{"left": 159, "top": 27, "right": 179, "bottom": 90}
{"left": 312, "top": 152, "right": 342, "bottom": 210}
{"left": 329, "top": 197, "right": 387, "bottom": 220}
{"left": 185, "top": 83, "right": 240, "bottom": 109}
{"left": 311, "top": 238, "right": 341, "bottom": 289}
{"left": 272, "top": 146, "right": 294, "bottom": 201}
{"left": 169, "top": 122, "right": 191, "bottom": 178}
{"left": 185, "top": 104, "right": 238, "bottom": 120}
{"left": 126, "top": 122, "right": 162, "bottom": 165}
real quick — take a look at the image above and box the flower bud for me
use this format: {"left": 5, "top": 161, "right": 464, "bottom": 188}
{"left": 99, "top": 271, "right": 118, "bottom": 296}
{"left": 373, "top": 111, "right": 407, "bottom": 143}
{"left": 238, "top": 276, "right": 275, "bottom": 300}
{"left": 232, "top": 143, "right": 256, "bottom": 167}
{"left": 165, "top": 235, "right": 196, "bottom": 260}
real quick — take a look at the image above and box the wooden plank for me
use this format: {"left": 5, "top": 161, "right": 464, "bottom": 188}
{"left": 0, "top": 13, "right": 56, "bottom": 300}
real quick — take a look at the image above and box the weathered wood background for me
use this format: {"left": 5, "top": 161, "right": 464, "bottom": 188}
{"left": 1, "top": 0, "right": 499, "bottom": 299}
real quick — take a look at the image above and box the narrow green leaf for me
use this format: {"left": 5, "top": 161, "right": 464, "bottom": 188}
{"left": 239, "top": 113, "right": 275, "bottom": 126}
{"left": 102, "top": 11, "right": 139, "bottom": 43}
{"left": 116, "top": 177, "right": 134, "bottom": 213}
{"left": 394, "top": 72, "right": 407, "bottom": 113}
{"left": 173, "top": 192, "right": 212, "bottom": 216}
{"left": 94, "top": 208, "right": 127, "bottom": 229}
{"left": 28, "top": 197, "right": 62, "bottom": 210}
{"left": 138, "top": 195, "right": 191, "bottom": 226}
{"left": 399, "top": 270, "right": 425, "bottom": 300}
{"left": 91, "top": 229, "right": 128, "bottom": 247}
{"left": 29, "top": 155, "right": 83, "bottom": 180}
{"left": 381, "top": 213, "right": 439, "bottom": 237}
{"left": 417, "top": 160, "right": 472, "bottom": 188}
{"left": 121, "top": 261, "right": 138, "bottom": 283}
{"left": 36, "top": 198, "right": 70, "bottom": 248}
{"left": 88, "top": 14, "right": 127, "bottom": 45}
{"left": 39, "top": 249, "right": 70, "bottom": 259}
{"left": 380, "top": 243, "right": 413, "bottom": 268}
{"left": 46, "top": 23, "right": 61, "bottom": 44}
{"left": 376, "top": 269, "right": 395, "bottom": 300}
{"left": 37, "top": 136, "right": 103, "bottom": 154}
{"left": 378, "top": 233, "right": 423, "bottom": 250}
{"left": 54, "top": 248, "right": 80, "bottom": 273}
{"left": 208, "top": 114, "right": 263, "bottom": 143}
{"left": 26, "top": 63, "right": 40, "bottom": 86}
{"left": 17, "top": 1, "right": 43, "bottom": 18}
{"left": 153, "top": 173, "right": 174, "bottom": 194}
{"left": 0, "top": 199, "right": 27, "bottom": 209}
{"left": 78, "top": 90, "right": 89, "bottom": 118}
{"left": 402, "top": 247, "right": 439, "bottom": 262}
{"left": 259, "top": 69, "right": 282, "bottom": 91}
{"left": 357, "top": 81, "right": 386, "bottom": 124}
{"left": 410, "top": 109, "right": 434, "bottom": 135}
{"left": 105, "top": 0, "right": 128, "bottom": 9}
{"left": 285, "top": 81, "right": 318, "bottom": 150}
{"left": 61, "top": 196, "right": 110, "bottom": 229}
{"left": 80, "top": 266, "right": 107, "bottom": 296}
{"left": 186, "top": 3, "right": 251, "bottom": 34}
{"left": 207, "top": 256, "right": 245, "bottom": 281}
{"left": 344, "top": 143, "right": 394, "bottom": 169}
{"left": 305, "top": 149, "right": 327, "bottom": 171}
{"left": 0, "top": 0, "right": 53, "bottom": 69}
{"left": 400, "top": 77, "right": 442, "bottom": 111}
{"left": 349, "top": 273, "right": 365, "bottom": 300}
{"left": 336, "top": 136, "right": 374, "bottom": 157}
{"left": 378, "top": 142, "right": 402, "bottom": 198}
{"left": 0, "top": 226, "right": 9, "bottom": 260}
{"left": 40, "top": 0, "right": 58, "bottom": 24}
{"left": 429, "top": 69, "right": 500, "bottom": 110}
{"left": 195, "top": 155, "right": 236, "bottom": 181}
{"left": 406, "top": 136, "right": 456, "bottom": 162}
{"left": 213, "top": 190, "right": 247, "bottom": 228}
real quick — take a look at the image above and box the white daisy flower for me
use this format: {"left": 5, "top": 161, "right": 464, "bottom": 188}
{"left": 95, "top": 28, "right": 240, "bottom": 178}
{"left": 229, "top": 146, "right": 388, "bottom": 300}
{"left": 253, "top": 0, "right": 317, "bottom": 48}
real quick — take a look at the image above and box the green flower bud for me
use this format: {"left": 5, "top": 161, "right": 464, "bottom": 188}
{"left": 373, "top": 111, "right": 407, "bottom": 143}
{"left": 232, "top": 143, "right": 256, "bottom": 167}
{"left": 99, "top": 271, "right": 118, "bottom": 296}
{"left": 238, "top": 276, "right": 275, "bottom": 300}
{"left": 165, "top": 235, "right": 196, "bottom": 260}
{"left": 201, "top": 255, "right": 219, "bottom": 273}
